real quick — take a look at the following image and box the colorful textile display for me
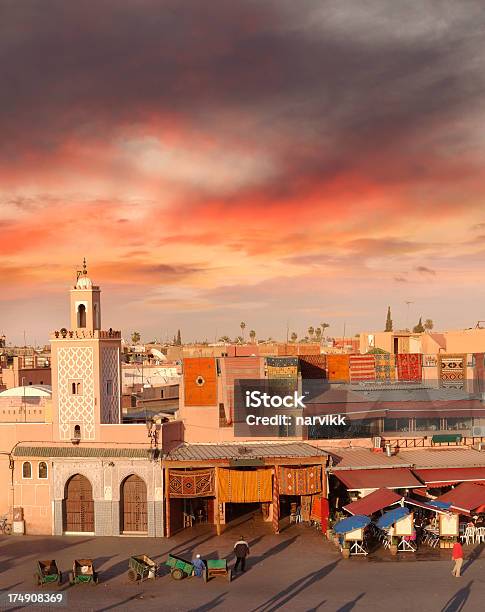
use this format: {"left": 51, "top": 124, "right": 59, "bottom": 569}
{"left": 184, "top": 357, "right": 217, "bottom": 406}
{"left": 474, "top": 353, "right": 485, "bottom": 393}
{"left": 301, "top": 495, "right": 312, "bottom": 522}
{"left": 310, "top": 495, "right": 329, "bottom": 531}
{"left": 349, "top": 355, "right": 376, "bottom": 381}
{"left": 266, "top": 357, "right": 298, "bottom": 379}
{"left": 217, "top": 469, "right": 273, "bottom": 503}
{"left": 278, "top": 466, "right": 322, "bottom": 495}
{"left": 374, "top": 354, "right": 396, "bottom": 381}
{"left": 439, "top": 354, "right": 466, "bottom": 389}
{"left": 168, "top": 469, "right": 215, "bottom": 498}
{"left": 272, "top": 469, "right": 280, "bottom": 534}
{"left": 326, "top": 354, "right": 350, "bottom": 382}
{"left": 299, "top": 355, "right": 327, "bottom": 379}
{"left": 221, "top": 357, "right": 262, "bottom": 423}
{"left": 396, "top": 353, "right": 422, "bottom": 381}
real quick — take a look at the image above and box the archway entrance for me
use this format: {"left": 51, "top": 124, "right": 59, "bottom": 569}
{"left": 64, "top": 474, "right": 94, "bottom": 532}
{"left": 121, "top": 475, "right": 147, "bottom": 532}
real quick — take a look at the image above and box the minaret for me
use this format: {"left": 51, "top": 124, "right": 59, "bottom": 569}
{"left": 50, "top": 260, "right": 122, "bottom": 441}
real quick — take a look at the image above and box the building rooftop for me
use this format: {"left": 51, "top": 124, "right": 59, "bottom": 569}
{"left": 397, "top": 448, "right": 485, "bottom": 469}
{"left": 328, "top": 448, "right": 413, "bottom": 471}
{"left": 12, "top": 446, "right": 151, "bottom": 458}
{"left": 0, "top": 385, "right": 52, "bottom": 397}
{"left": 165, "top": 442, "right": 326, "bottom": 461}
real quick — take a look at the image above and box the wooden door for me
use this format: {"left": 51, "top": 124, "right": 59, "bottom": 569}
{"left": 64, "top": 474, "right": 94, "bottom": 532}
{"left": 122, "top": 475, "right": 147, "bottom": 532}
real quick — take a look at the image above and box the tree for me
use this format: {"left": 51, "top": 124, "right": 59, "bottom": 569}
{"left": 176, "top": 329, "right": 182, "bottom": 345}
{"left": 424, "top": 319, "right": 434, "bottom": 331}
{"left": 315, "top": 328, "right": 322, "bottom": 341}
{"left": 413, "top": 317, "right": 425, "bottom": 333}
{"left": 235, "top": 335, "right": 244, "bottom": 344}
{"left": 290, "top": 332, "right": 298, "bottom": 343}
{"left": 219, "top": 335, "right": 231, "bottom": 343}
{"left": 385, "top": 306, "right": 393, "bottom": 332}
{"left": 249, "top": 329, "right": 256, "bottom": 343}
{"left": 131, "top": 331, "right": 141, "bottom": 344}
{"left": 308, "top": 326, "right": 315, "bottom": 339}
{"left": 320, "top": 322, "right": 330, "bottom": 335}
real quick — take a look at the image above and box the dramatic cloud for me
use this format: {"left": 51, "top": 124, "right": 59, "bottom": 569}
{"left": 2, "top": 0, "right": 485, "bottom": 342}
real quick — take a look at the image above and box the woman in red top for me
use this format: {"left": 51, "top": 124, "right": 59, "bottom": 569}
{"left": 451, "top": 541, "right": 464, "bottom": 577}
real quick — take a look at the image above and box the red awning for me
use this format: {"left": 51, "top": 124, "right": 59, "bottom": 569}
{"left": 437, "top": 482, "right": 485, "bottom": 514}
{"left": 334, "top": 468, "right": 425, "bottom": 491}
{"left": 343, "top": 488, "right": 402, "bottom": 515}
{"left": 414, "top": 468, "right": 485, "bottom": 487}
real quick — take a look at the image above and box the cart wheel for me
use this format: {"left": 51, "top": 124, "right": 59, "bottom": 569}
{"left": 58, "top": 572, "right": 63, "bottom": 585}
{"left": 203, "top": 569, "right": 208, "bottom": 583}
{"left": 227, "top": 569, "right": 232, "bottom": 583}
{"left": 171, "top": 568, "right": 185, "bottom": 580}
{"left": 69, "top": 571, "right": 74, "bottom": 585}
{"left": 33, "top": 572, "right": 41, "bottom": 587}
{"left": 127, "top": 568, "right": 138, "bottom": 582}
{"left": 4, "top": 524, "right": 12, "bottom": 536}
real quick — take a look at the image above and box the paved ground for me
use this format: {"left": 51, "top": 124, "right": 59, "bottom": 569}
{"left": 1, "top": 518, "right": 485, "bottom": 611}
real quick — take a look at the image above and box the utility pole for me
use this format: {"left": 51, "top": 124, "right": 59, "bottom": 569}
{"left": 405, "top": 301, "right": 414, "bottom": 331}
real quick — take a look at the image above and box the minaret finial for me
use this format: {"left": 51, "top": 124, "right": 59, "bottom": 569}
{"left": 83, "top": 257, "right": 87, "bottom": 275}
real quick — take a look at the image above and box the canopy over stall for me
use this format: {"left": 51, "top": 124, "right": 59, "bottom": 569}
{"left": 413, "top": 468, "right": 485, "bottom": 487}
{"left": 343, "top": 488, "right": 402, "bottom": 516}
{"left": 334, "top": 468, "right": 424, "bottom": 491}
{"left": 403, "top": 497, "right": 449, "bottom": 514}
{"left": 436, "top": 483, "right": 485, "bottom": 514}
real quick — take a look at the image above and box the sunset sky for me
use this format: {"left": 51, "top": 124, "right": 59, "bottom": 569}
{"left": 2, "top": 1, "right": 485, "bottom": 345}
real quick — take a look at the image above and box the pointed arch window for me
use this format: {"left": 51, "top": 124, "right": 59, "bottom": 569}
{"left": 77, "top": 304, "right": 86, "bottom": 328}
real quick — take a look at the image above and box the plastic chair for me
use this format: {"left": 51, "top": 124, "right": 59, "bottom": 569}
{"left": 461, "top": 527, "right": 476, "bottom": 545}
{"left": 475, "top": 527, "right": 485, "bottom": 543}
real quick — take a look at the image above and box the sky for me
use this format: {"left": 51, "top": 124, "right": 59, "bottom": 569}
{"left": 2, "top": 0, "right": 485, "bottom": 345}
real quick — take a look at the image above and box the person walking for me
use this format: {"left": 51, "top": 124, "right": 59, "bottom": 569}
{"left": 234, "top": 536, "right": 250, "bottom": 573}
{"left": 451, "top": 541, "right": 464, "bottom": 577}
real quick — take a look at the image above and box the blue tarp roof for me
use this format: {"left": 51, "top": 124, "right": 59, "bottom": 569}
{"left": 334, "top": 515, "right": 370, "bottom": 534}
{"left": 428, "top": 500, "right": 452, "bottom": 510}
{"left": 376, "top": 507, "right": 409, "bottom": 529}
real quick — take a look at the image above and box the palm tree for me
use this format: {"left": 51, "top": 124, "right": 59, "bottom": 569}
{"left": 290, "top": 332, "right": 298, "bottom": 343}
{"left": 424, "top": 319, "right": 434, "bottom": 331}
{"left": 320, "top": 322, "right": 330, "bottom": 336}
{"left": 308, "top": 326, "right": 315, "bottom": 339}
{"left": 235, "top": 335, "right": 244, "bottom": 344}
{"left": 219, "top": 335, "right": 231, "bottom": 343}
{"left": 131, "top": 331, "right": 141, "bottom": 344}
{"left": 240, "top": 322, "right": 246, "bottom": 341}
{"left": 249, "top": 329, "right": 256, "bottom": 343}
{"left": 315, "top": 328, "right": 322, "bottom": 342}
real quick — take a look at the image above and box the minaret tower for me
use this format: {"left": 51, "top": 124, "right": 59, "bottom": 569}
{"left": 51, "top": 259, "right": 122, "bottom": 441}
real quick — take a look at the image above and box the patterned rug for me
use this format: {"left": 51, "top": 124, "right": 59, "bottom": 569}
{"left": 278, "top": 466, "right": 322, "bottom": 495}
{"left": 326, "top": 354, "right": 350, "bottom": 382}
{"left": 396, "top": 353, "right": 422, "bottom": 381}
{"left": 169, "top": 469, "right": 214, "bottom": 498}
{"left": 222, "top": 357, "right": 262, "bottom": 423}
{"left": 438, "top": 353, "right": 466, "bottom": 389}
{"left": 266, "top": 356, "right": 299, "bottom": 379}
{"left": 375, "top": 354, "right": 396, "bottom": 381}
{"left": 349, "top": 355, "right": 376, "bottom": 381}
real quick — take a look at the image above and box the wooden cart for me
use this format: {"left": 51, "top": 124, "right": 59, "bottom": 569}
{"left": 204, "top": 559, "right": 232, "bottom": 583}
{"left": 165, "top": 554, "right": 194, "bottom": 580}
{"left": 69, "top": 559, "right": 99, "bottom": 585}
{"left": 127, "top": 555, "right": 158, "bottom": 582}
{"left": 34, "top": 560, "right": 62, "bottom": 587}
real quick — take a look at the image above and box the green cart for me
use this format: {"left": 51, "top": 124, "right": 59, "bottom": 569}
{"left": 204, "top": 559, "right": 232, "bottom": 583}
{"left": 127, "top": 555, "right": 158, "bottom": 582}
{"left": 34, "top": 560, "right": 62, "bottom": 587}
{"left": 69, "top": 559, "right": 99, "bottom": 585}
{"left": 165, "top": 554, "right": 195, "bottom": 580}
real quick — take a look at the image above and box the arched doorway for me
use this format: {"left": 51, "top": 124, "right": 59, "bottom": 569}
{"left": 64, "top": 474, "right": 94, "bottom": 532}
{"left": 121, "top": 475, "right": 147, "bottom": 532}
